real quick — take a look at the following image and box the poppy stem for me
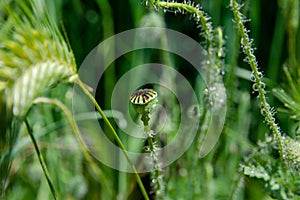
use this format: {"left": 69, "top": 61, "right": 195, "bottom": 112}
{"left": 130, "top": 88, "right": 165, "bottom": 198}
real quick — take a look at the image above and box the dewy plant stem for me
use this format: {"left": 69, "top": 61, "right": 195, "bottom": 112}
{"left": 130, "top": 88, "right": 164, "bottom": 198}
{"left": 230, "top": 0, "right": 285, "bottom": 161}
{"left": 147, "top": 0, "right": 220, "bottom": 86}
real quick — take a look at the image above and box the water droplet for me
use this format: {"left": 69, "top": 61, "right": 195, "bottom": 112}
{"left": 240, "top": 38, "right": 244, "bottom": 45}
{"left": 252, "top": 83, "right": 258, "bottom": 91}
{"left": 146, "top": 130, "right": 155, "bottom": 138}
{"left": 144, "top": 146, "right": 150, "bottom": 152}
{"left": 265, "top": 103, "right": 271, "bottom": 110}
{"left": 250, "top": 72, "right": 256, "bottom": 82}
{"left": 257, "top": 71, "right": 263, "bottom": 79}
{"left": 260, "top": 108, "right": 266, "bottom": 116}
{"left": 220, "top": 70, "right": 225, "bottom": 76}
{"left": 282, "top": 154, "right": 286, "bottom": 159}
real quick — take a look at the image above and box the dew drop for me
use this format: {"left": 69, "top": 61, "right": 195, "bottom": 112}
{"left": 148, "top": 130, "right": 155, "bottom": 138}
{"left": 265, "top": 103, "right": 271, "bottom": 110}
{"left": 250, "top": 72, "right": 256, "bottom": 82}
{"left": 252, "top": 83, "right": 259, "bottom": 91}
{"left": 144, "top": 146, "right": 150, "bottom": 151}
{"left": 243, "top": 57, "right": 250, "bottom": 63}
{"left": 257, "top": 71, "right": 263, "bottom": 79}
{"left": 260, "top": 108, "right": 266, "bottom": 116}
{"left": 240, "top": 38, "right": 244, "bottom": 45}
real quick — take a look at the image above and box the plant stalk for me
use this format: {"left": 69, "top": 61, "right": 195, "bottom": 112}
{"left": 230, "top": 0, "right": 285, "bottom": 161}
{"left": 75, "top": 76, "right": 150, "bottom": 200}
{"left": 24, "top": 119, "right": 58, "bottom": 200}
{"left": 141, "top": 111, "right": 164, "bottom": 199}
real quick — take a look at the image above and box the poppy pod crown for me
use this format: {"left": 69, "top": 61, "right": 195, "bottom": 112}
{"left": 130, "top": 88, "right": 157, "bottom": 105}
{"left": 130, "top": 89, "right": 158, "bottom": 125}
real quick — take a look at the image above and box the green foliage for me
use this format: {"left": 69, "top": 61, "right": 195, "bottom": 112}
{"left": 230, "top": 0, "right": 285, "bottom": 161}
{"left": 0, "top": 0, "right": 76, "bottom": 196}
{"left": 0, "top": 0, "right": 300, "bottom": 199}
{"left": 242, "top": 164, "right": 270, "bottom": 181}
{"left": 240, "top": 134, "right": 300, "bottom": 199}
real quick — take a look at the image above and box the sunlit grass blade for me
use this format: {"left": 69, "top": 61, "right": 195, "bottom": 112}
{"left": 0, "top": 0, "right": 76, "bottom": 195}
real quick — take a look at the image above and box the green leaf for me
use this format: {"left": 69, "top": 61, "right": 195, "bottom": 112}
{"left": 242, "top": 164, "right": 270, "bottom": 181}
{"left": 273, "top": 88, "right": 300, "bottom": 120}
{"left": 0, "top": 0, "right": 76, "bottom": 195}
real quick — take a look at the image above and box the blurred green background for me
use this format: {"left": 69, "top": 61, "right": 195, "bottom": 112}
{"left": 3, "top": 0, "right": 300, "bottom": 199}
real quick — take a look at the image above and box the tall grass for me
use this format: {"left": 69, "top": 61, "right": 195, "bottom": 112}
{"left": 0, "top": 0, "right": 299, "bottom": 199}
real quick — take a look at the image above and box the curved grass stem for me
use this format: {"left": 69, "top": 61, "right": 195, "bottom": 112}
{"left": 33, "top": 97, "right": 114, "bottom": 196}
{"left": 24, "top": 119, "right": 58, "bottom": 200}
{"left": 75, "top": 75, "right": 150, "bottom": 200}
{"left": 148, "top": 0, "right": 220, "bottom": 86}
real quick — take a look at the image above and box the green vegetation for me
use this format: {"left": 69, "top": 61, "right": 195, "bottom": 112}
{"left": 0, "top": 0, "right": 299, "bottom": 199}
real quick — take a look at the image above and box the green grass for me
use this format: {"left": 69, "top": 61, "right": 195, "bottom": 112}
{"left": 0, "top": 0, "right": 299, "bottom": 199}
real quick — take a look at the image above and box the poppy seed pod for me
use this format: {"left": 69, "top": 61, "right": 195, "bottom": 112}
{"left": 130, "top": 88, "right": 157, "bottom": 105}
{"left": 130, "top": 88, "right": 158, "bottom": 126}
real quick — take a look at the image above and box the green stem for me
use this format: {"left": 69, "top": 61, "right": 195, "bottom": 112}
{"left": 230, "top": 0, "right": 285, "bottom": 161}
{"left": 151, "top": 0, "right": 213, "bottom": 51}
{"left": 195, "top": 109, "right": 209, "bottom": 155}
{"left": 149, "top": 0, "right": 219, "bottom": 85}
{"left": 33, "top": 97, "right": 114, "bottom": 196}
{"left": 143, "top": 121, "right": 163, "bottom": 198}
{"left": 75, "top": 75, "right": 150, "bottom": 200}
{"left": 24, "top": 119, "right": 58, "bottom": 200}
